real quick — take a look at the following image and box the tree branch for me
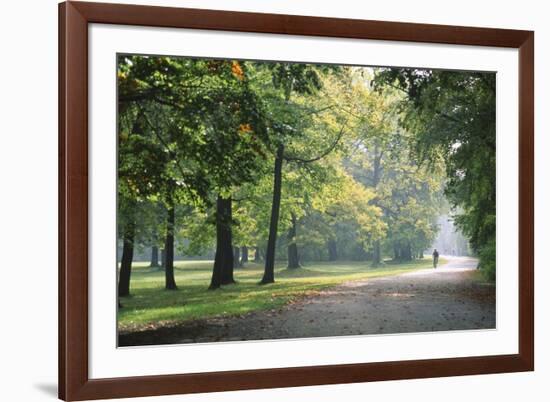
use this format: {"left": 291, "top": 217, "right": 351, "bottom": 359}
{"left": 284, "top": 119, "right": 348, "bottom": 164}
{"left": 139, "top": 107, "right": 200, "bottom": 204}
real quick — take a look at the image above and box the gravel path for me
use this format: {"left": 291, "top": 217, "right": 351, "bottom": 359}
{"left": 119, "top": 256, "right": 495, "bottom": 346}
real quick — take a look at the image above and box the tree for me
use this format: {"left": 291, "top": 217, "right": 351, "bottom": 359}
{"left": 118, "top": 205, "right": 135, "bottom": 297}
{"left": 163, "top": 184, "right": 178, "bottom": 289}
{"left": 374, "top": 68, "right": 495, "bottom": 275}
{"left": 149, "top": 246, "right": 160, "bottom": 268}
{"left": 241, "top": 246, "right": 249, "bottom": 264}
{"left": 250, "top": 63, "right": 345, "bottom": 283}
{"left": 118, "top": 55, "right": 213, "bottom": 291}
{"left": 209, "top": 196, "right": 235, "bottom": 287}
{"left": 306, "top": 167, "right": 386, "bottom": 262}
{"left": 197, "top": 60, "right": 271, "bottom": 288}
{"left": 118, "top": 56, "right": 271, "bottom": 290}
{"left": 116, "top": 108, "right": 169, "bottom": 296}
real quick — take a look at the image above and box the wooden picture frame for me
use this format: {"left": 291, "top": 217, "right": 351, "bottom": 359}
{"left": 59, "top": 1, "right": 534, "bottom": 400}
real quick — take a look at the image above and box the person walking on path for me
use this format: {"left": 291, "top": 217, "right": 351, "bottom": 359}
{"left": 432, "top": 249, "right": 439, "bottom": 268}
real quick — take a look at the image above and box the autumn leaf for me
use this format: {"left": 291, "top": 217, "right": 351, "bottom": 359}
{"left": 238, "top": 123, "right": 252, "bottom": 134}
{"left": 231, "top": 61, "right": 244, "bottom": 80}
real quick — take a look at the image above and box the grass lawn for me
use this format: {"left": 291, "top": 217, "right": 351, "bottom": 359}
{"left": 118, "top": 257, "right": 447, "bottom": 332}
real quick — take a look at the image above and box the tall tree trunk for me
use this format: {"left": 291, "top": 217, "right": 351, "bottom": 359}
{"left": 254, "top": 246, "right": 263, "bottom": 262}
{"left": 234, "top": 246, "right": 242, "bottom": 268}
{"left": 287, "top": 212, "right": 301, "bottom": 269}
{"left": 327, "top": 238, "right": 338, "bottom": 261}
{"left": 241, "top": 246, "right": 249, "bottom": 264}
{"left": 150, "top": 246, "right": 160, "bottom": 268}
{"left": 118, "top": 222, "right": 135, "bottom": 297}
{"left": 210, "top": 195, "right": 235, "bottom": 289}
{"left": 371, "top": 241, "right": 381, "bottom": 267}
{"left": 393, "top": 242, "right": 401, "bottom": 261}
{"left": 220, "top": 197, "right": 235, "bottom": 284}
{"left": 400, "top": 242, "right": 412, "bottom": 261}
{"left": 164, "top": 201, "right": 178, "bottom": 290}
{"left": 368, "top": 142, "right": 384, "bottom": 266}
{"left": 261, "top": 144, "right": 285, "bottom": 284}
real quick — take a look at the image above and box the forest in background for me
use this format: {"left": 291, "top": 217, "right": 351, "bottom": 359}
{"left": 116, "top": 55, "right": 496, "bottom": 299}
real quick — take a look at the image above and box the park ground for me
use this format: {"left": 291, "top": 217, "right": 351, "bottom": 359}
{"left": 118, "top": 256, "right": 495, "bottom": 346}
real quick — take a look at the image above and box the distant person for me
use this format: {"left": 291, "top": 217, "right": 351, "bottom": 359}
{"left": 432, "top": 249, "right": 439, "bottom": 268}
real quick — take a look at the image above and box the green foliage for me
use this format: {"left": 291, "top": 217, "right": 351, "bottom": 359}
{"left": 117, "top": 56, "right": 276, "bottom": 254}
{"left": 337, "top": 74, "right": 445, "bottom": 261}
{"left": 373, "top": 68, "right": 496, "bottom": 270}
{"left": 478, "top": 236, "right": 496, "bottom": 282}
{"left": 116, "top": 54, "right": 495, "bottom": 296}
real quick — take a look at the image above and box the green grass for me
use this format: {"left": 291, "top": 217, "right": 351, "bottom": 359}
{"left": 118, "top": 257, "right": 447, "bottom": 332}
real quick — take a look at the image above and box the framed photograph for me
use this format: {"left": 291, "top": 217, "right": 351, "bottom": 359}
{"left": 59, "top": 1, "right": 534, "bottom": 400}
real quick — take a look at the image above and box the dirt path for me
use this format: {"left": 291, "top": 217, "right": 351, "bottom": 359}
{"left": 119, "top": 256, "right": 495, "bottom": 346}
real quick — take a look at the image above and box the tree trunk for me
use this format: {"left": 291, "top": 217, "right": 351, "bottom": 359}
{"left": 371, "top": 240, "right": 381, "bottom": 267}
{"left": 118, "top": 222, "right": 135, "bottom": 297}
{"left": 220, "top": 197, "right": 235, "bottom": 284}
{"left": 164, "top": 202, "right": 178, "bottom": 290}
{"left": 241, "top": 246, "right": 249, "bottom": 264}
{"left": 400, "top": 242, "right": 412, "bottom": 261}
{"left": 261, "top": 144, "right": 285, "bottom": 284}
{"left": 254, "top": 246, "right": 263, "bottom": 262}
{"left": 233, "top": 246, "right": 242, "bottom": 268}
{"left": 393, "top": 242, "right": 400, "bottom": 261}
{"left": 370, "top": 143, "right": 383, "bottom": 266}
{"left": 327, "top": 238, "right": 338, "bottom": 261}
{"left": 287, "top": 212, "right": 301, "bottom": 269}
{"left": 210, "top": 195, "right": 235, "bottom": 289}
{"left": 150, "top": 246, "right": 160, "bottom": 268}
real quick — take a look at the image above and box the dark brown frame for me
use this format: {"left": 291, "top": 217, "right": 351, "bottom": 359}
{"left": 59, "top": 1, "right": 534, "bottom": 400}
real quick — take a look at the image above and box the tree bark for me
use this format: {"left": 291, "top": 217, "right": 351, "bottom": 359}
{"left": 210, "top": 195, "right": 235, "bottom": 289}
{"left": 233, "top": 246, "right": 242, "bottom": 268}
{"left": 371, "top": 240, "right": 381, "bottom": 267}
{"left": 261, "top": 144, "right": 285, "bottom": 284}
{"left": 254, "top": 246, "right": 263, "bottom": 262}
{"left": 164, "top": 202, "right": 178, "bottom": 290}
{"left": 393, "top": 242, "right": 401, "bottom": 261}
{"left": 287, "top": 212, "right": 301, "bottom": 269}
{"left": 150, "top": 246, "right": 160, "bottom": 268}
{"left": 400, "top": 242, "right": 412, "bottom": 261}
{"left": 160, "top": 248, "right": 166, "bottom": 269}
{"left": 241, "top": 246, "right": 249, "bottom": 264}
{"left": 118, "top": 222, "right": 135, "bottom": 297}
{"left": 327, "top": 238, "right": 338, "bottom": 261}
{"left": 369, "top": 142, "right": 384, "bottom": 266}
